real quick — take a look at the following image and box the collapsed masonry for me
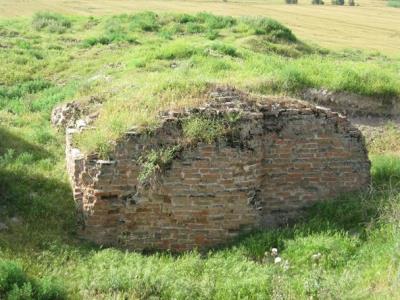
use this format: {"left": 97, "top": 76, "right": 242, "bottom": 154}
{"left": 56, "top": 87, "right": 371, "bottom": 251}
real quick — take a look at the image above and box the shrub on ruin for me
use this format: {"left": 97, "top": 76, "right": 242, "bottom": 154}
{"left": 285, "top": 0, "right": 298, "bottom": 4}
{"left": 183, "top": 116, "right": 226, "bottom": 144}
{"left": 138, "top": 146, "right": 181, "bottom": 183}
{"left": 312, "top": 0, "right": 325, "bottom": 5}
{"left": 331, "top": 0, "right": 344, "bottom": 5}
{"left": 348, "top": 0, "right": 356, "bottom": 5}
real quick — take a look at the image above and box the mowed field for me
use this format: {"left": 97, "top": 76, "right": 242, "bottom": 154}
{"left": 1, "top": 0, "right": 399, "bottom": 54}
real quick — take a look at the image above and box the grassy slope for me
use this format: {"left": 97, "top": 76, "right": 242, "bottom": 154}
{"left": 1, "top": 0, "right": 400, "bottom": 54}
{"left": 0, "top": 12, "right": 400, "bottom": 299}
{"left": 1, "top": 12, "right": 399, "bottom": 156}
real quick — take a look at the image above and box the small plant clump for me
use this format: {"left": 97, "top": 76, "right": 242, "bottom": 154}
{"left": 82, "top": 35, "right": 137, "bottom": 47}
{"left": 0, "top": 79, "right": 51, "bottom": 102}
{"left": 182, "top": 116, "right": 226, "bottom": 144}
{"left": 129, "top": 11, "right": 161, "bottom": 32}
{"left": 285, "top": 0, "right": 298, "bottom": 4}
{"left": 249, "top": 18, "right": 297, "bottom": 42}
{"left": 138, "top": 145, "right": 182, "bottom": 183}
{"left": 0, "top": 260, "right": 67, "bottom": 300}
{"left": 312, "top": 0, "right": 325, "bottom": 5}
{"left": 32, "top": 12, "right": 71, "bottom": 33}
{"left": 209, "top": 42, "right": 241, "bottom": 57}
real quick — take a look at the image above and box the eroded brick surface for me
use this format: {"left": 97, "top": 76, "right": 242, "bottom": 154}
{"left": 65, "top": 88, "right": 370, "bottom": 251}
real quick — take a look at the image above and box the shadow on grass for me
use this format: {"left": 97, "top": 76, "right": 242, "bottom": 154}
{"left": 0, "top": 168, "right": 74, "bottom": 223}
{"left": 0, "top": 126, "right": 77, "bottom": 250}
{"left": 0, "top": 127, "right": 53, "bottom": 160}
{"left": 0, "top": 169, "right": 79, "bottom": 252}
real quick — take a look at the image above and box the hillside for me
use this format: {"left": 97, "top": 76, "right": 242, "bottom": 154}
{"left": 0, "top": 12, "right": 400, "bottom": 299}
{"left": 1, "top": 12, "right": 399, "bottom": 155}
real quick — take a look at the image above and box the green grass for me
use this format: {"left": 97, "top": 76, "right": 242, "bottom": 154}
{"left": 388, "top": 0, "right": 400, "bottom": 7}
{"left": 1, "top": 11, "right": 400, "bottom": 299}
{"left": 32, "top": 12, "right": 72, "bottom": 34}
{"left": 369, "top": 123, "right": 400, "bottom": 155}
{"left": 0, "top": 12, "right": 399, "bottom": 155}
{"left": 0, "top": 260, "right": 67, "bottom": 299}
{"left": 183, "top": 116, "right": 226, "bottom": 144}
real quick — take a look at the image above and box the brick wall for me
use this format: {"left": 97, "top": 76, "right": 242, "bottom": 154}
{"left": 65, "top": 88, "right": 370, "bottom": 251}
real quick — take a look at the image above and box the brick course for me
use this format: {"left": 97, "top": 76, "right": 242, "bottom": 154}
{"left": 64, "top": 87, "right": 370, "bottom": 251}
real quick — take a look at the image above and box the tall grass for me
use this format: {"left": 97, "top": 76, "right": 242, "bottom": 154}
{"left": 32, "top": 12, "right": 71, "bottom": 33}
{"left": 0, "top": 260, "right": 67, "bottom": 299}
{"left": 1, "top": 12, "right": 400, "bottom": 154}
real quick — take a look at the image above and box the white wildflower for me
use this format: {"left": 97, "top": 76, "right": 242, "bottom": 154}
{"left": 311, "top": 252, "right": 322, "bottom": 262}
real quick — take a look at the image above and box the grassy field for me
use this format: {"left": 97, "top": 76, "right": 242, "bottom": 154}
{"left": 1, "top": 10, "right": 400, "bottom": 300}
{"left": 0, "top": 0, "right": 400, "bottom": 54}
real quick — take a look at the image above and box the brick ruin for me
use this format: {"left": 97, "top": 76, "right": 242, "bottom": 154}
{"left": 59, "top": 87, "right": 371, "bottom": 251}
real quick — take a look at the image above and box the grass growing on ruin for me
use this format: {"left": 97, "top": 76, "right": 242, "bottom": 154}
{"left": 183, "top": 116, "right": 226, "bottom": 144}
{"left": 1, "top": 11, "right": 400, "bottom": 299}
{"left": 138, "top": 145, "right": 182, "bottom": 184}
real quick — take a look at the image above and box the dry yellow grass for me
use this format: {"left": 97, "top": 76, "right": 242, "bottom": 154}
{"left": 0, "top": 0, "right": 399, "bottom": 54}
